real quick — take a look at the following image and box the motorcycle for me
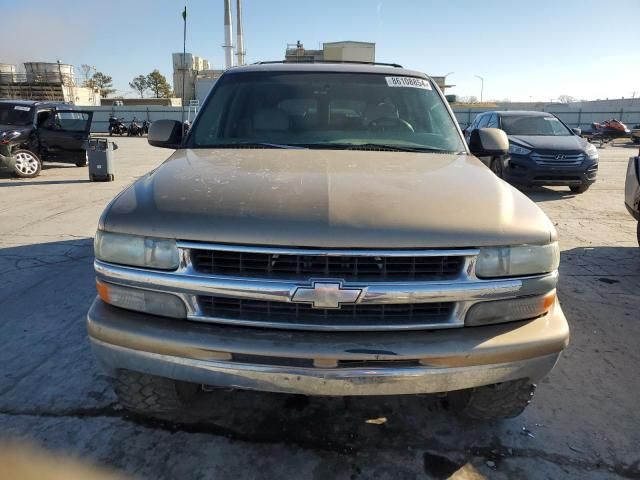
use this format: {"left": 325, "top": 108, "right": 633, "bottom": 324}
{"left": 142, "top": 119, "right": 152, "bottom": 136}
{"left": 108, "top": 115, "right": 128, "bottom": 136}
{"left": 128, "top": 117, "right": 143, "bottom": 137}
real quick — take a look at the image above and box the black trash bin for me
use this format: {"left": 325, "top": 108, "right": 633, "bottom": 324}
{"left": 87, "top": 138, "right": 117, "bottom": 182}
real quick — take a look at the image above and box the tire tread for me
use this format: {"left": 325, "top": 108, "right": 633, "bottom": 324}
{"left": 447, "top": 380, "right": 536, "bottom": 420}
{"left": 113, "top": 370, "right": 197, "bottom": 415}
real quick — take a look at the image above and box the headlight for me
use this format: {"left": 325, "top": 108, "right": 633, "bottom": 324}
{"left": 475, "top": 242, "right": 559, "bottom": 278}
{"left": 585, "top": 143, "right": 598, "bottom": 160}
{"left": 508, "top": 143, "right": 531, "bottom": 156}
{"left": 94, "top": 231, "right": 179, "bottom": 270}
{"left": 0, "top": 130, "right": 21, "bottom": 144}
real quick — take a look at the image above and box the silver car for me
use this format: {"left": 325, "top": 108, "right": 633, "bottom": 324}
{"left": 625, "top": 152, "right": 640, "bottom": 245}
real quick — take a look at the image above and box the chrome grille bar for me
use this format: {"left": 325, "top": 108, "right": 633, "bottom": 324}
{"left": 94, "top": 243, "right": 557, "bottom": 332}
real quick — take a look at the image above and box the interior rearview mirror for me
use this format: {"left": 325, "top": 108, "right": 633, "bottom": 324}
{"left": 148, "top": 120, "right": 183, "bottom": 149}
{"left": 468, "top": 128, "right": 509, "bottom": 157}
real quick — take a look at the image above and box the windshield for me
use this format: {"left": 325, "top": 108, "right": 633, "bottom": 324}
{"left": 0, "top": 104, "right": 33, "bottom": 126}
{"left": 190, "top": 71, "right": 465, "bottom": 152}
{"left": 501, "top": 115, "right": 572, "bottom": 136}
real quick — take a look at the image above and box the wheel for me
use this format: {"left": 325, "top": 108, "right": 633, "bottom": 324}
{"left": 444, "top": 380, "right": 536, "bottom": 420}
{"left": 490, "top": 157, "right": 503, "bottom": 178}
{"left": 113, "top": 370, "right": 199, "bottom": 416}
{"left": 570, "top": 184, "right": 590, "bottom": 194}
{"left": 12, "top": 150, "right": 42, "bottom": 178}
{"left": 75, "top": 152, "right": 88, "bottom": 167}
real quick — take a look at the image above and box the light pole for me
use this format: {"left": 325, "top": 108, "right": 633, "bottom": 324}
{"left": 475, "top": 75, "right": 484, "bottom": 103}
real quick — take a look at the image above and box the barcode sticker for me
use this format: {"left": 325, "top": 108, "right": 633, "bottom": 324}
{"left": 14, "top": 106, "right": 31, "bottom": 111}
{"left": 385, "top": 77, "right": 431, "bottom": 90}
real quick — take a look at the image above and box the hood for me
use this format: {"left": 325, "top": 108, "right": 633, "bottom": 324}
{"left": 101, "top": 149, "right": 555, "bottom": 248}
{"left": 509, "top": 134, "right": 586, "bottom": 151}
{"left": 0, "top": 125, "right": 30, "bottom": 136}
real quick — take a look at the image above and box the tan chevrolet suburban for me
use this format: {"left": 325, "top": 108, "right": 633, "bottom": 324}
{"left": 87, "top": 63, "right": 569, "bottom": 420}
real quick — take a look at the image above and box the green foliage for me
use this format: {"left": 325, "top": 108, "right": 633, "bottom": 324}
{"left": 129, "top": 75, "right": 149, "bottom": 98}
{"left": 84, "top": 71, "right": 115, "bottom": 98}
{"left": 146, "top": 70, "right": 173, "bottom": 98}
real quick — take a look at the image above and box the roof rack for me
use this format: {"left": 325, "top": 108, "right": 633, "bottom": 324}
{"left": 253, "top": 60, "right": 404, "bottom": 68}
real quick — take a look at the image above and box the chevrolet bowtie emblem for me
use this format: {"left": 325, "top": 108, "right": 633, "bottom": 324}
{"left": 291, "top": 281, "right": 364, "bottom": 309}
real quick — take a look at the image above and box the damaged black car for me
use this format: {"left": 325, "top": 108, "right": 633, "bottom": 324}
{"left": 0, "top": 100, "right": 93, "bottom": 178}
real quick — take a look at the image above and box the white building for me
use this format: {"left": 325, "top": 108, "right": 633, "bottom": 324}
{"left": 173, "top": 53, "right": 212, "bottom": 102}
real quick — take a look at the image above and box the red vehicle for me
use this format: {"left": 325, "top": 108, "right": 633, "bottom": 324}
{"left": 589, "top": 118, "right": 631, "bottom": 144}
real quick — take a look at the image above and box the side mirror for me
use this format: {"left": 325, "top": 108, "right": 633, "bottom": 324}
{"left": 468, "top": 128, "right": 509, "bottom": 156}
{"left": 148, "top": 119, "right": 183, "bottom": 149}
{"left": 572, "top": 127, "right": 582, "bottom": 136}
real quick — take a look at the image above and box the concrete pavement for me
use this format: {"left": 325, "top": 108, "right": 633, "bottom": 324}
{"left": 1, "top": 138, "right": 639, "bottom": 479}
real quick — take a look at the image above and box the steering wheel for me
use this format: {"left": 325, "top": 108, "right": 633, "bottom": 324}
{"left": 367, "top": 117, "right": 415, "bottom": 133}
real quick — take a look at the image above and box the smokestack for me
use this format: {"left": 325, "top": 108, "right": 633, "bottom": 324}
{"left": 236, "top": 0, "right": 245, "bottom": 65}
{"left": 223, "top": 0, "right": 234, "bottom": 69}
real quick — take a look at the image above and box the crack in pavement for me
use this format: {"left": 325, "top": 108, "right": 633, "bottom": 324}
{"left": 1, "top": 407, "right": 639, "bottom": 478}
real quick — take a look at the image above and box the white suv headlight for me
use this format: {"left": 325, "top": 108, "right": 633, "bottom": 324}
{"left": 508, "top": 143, "right": 531, "bottom": 156}
{"left": 475, "top": 242, "right": 559, "bottom": 278}
{"left": 94, "top": 231, "right": 179, "bottom": 270}
{"left": 585, "top": 143, "right": 598, "bottom": 160}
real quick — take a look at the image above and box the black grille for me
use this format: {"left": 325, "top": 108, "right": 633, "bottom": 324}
{"left": 534, "top": 175, "right": 581, "bottom": 181}
{"left": 197, "top": 296, "right": 454, "bottom": 329}
{"left": 190, "top": 249, "right": 464, "bottom": 281}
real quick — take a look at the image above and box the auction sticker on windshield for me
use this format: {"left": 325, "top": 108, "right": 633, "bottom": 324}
{"left": 14, "top": 106, "right": 31, "bottom": 111}
{"left": 385, "top": 77, "right": 432, "bottom": 90}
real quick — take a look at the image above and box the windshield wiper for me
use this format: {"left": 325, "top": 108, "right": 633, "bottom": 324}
{"left": 205, "top": 142, "right": 308, "bottom": 149}
{"left": 341, "top": 143, "right": 454, "bottom": 153}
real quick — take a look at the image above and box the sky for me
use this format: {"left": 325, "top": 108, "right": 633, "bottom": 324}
{"left": 2, "top": 0, "right": 639, "bottom": 102}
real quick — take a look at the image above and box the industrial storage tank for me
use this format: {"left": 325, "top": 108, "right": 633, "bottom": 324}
{"left": 0, "top": 63, "right": 16, "bottom": 83}
{"left": 24, "top": 62, "right": 75, "bottom": 84}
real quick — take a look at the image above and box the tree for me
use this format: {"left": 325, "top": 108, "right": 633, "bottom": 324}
{"left": 558, "top": 94, "right": 577, "bottom": 104}
{"left": 146, "top": 70, "right": 172, "bottom": 98}
{"left": 129, "top": 75, "right": 149, "bottom": 98}
{"left": 80, "top": 64, "right": 94, "bottom": 83}
{"left": 84, "top": 71, "right": 115, "bottom": 98}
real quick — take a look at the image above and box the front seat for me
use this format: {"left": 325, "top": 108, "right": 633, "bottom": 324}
{"left": 252, "top": 108, "right": 290, "bottom": 132}
{"left": 363, "top": 102, "right": 399, "bottom": 125}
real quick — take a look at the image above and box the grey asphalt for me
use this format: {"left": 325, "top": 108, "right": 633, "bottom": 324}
{"left": 1, "top": 138, "right": 639, "bottom": 479}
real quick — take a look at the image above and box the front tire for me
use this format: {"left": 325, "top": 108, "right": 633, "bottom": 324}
{"left": 12, "top": 150, "right": 42, "bottom": 178}
{"left": 570, "top": 184, "right": 590, "bottom": 194}
{"left": 444, "top": 380, "right": 536, "bottom": 420}
{"left": 75, "top": 152, "right": 88, "bottom": 167}
{"left": 113, "top": 370, "right": 199, "bottom": 417}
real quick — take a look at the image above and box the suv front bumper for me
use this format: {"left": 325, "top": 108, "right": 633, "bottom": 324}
{"left": 87, "top": 298, "right": 569, "bottom": 396}
{"left": 504, "top": 154, "right": 598, "bottom": 187}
